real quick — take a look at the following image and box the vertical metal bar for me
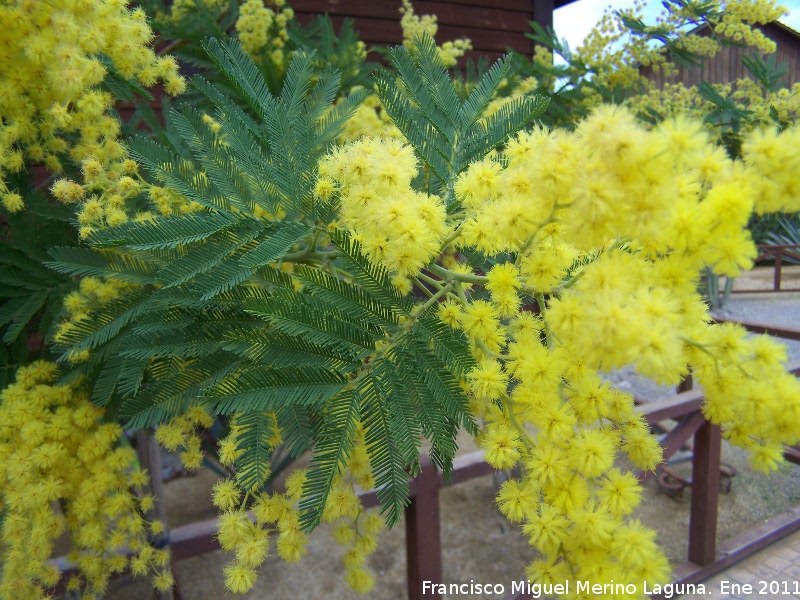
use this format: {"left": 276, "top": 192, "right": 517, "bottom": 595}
{"left": 688, "top": 419, "right": 722, "bottom": 566}
{"left": 406, "top": 455, "right": 442, "bottom": 600}
{"left": 774, "top": 247, "right": 783, "bottom": 291}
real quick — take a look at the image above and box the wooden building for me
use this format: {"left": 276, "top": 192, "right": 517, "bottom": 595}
{"left": 640, "top": 21, "right": 800, "bottom": 88}
{"left": 290, "top": 0, "right": 578, "bottom": 63}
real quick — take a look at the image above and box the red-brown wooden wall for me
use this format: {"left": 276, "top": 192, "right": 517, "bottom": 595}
{"left": 290, "top": 0, "right": 575, "bottom": 63}
{"left": 640, "top": 22, "right": 800, "bottom": 88}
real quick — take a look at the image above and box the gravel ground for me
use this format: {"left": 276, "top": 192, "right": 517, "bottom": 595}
{"left": 715, "top": 294, "right": 800, "bottom": 361}
{"left": 104, "top": 269, "right": 800, "bottom": 600}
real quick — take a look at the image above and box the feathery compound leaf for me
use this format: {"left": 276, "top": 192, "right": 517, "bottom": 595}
{"left": 313, "top": 85, "right": 369, "bottom": 151}
{"left": 89, "top": 212, "right": 241, "bottom": 250}
{"left": 382, "top": 353, "right": 423, "bottom": 473}
{"left": 56, "top": 288, "right": 152, "bottom": 355}
{"left": 409, "top": 336, "right": 476, "bottom": 434}
{"left": 395, "top": 351, "right": 458, "bottom": 475}
{"left": 172, "top": 106, "right": 257, "bottom": 214}
{"left": 2, "top": 290, "right": 48, "bottom": 344}
{"left": 192, "top": 75, "right": 268, "bottom": 146}
{"left": 459, "top": 55, "right": 512, "bottom": 129}
{"left": 187, "top": 74, "right": 289, "bottom": 215}
{"left": 359, "top": 370, "right": 412, "bottom": 527}
{"left": 46, "top": 246, "right": 160, "bottom": 285}
{"left": 375, "top": 69, "right": 451, "bottom": 183}
{"left": 240, "top": 221, "right": 311, "bottom": 269}
{"left": 90, "top": 352, "right": 127, "bottom": 407}
{"left": 157, "top": 220, "right": 263, "bottom": 288}
{"left": 328, "top": 229, "right": 412, "bottom": 313}
{"left": 122, "top": 355, "right": 244, "bottom": 429}
{"left": 276, "top": 404, "right": 317, "bottom": 458}
{"left": 306, "top": 66, "right": 341, "bottom": 125}
{"left": 412, "top": 34, "right": 461, "bottom": 136}
{"left": 251, "top": 264, "right": 296, "bottom": 291}
{"left": 127, "top": 136, "right": 232, "bottom": 212}
{"left": 281, "top": 50, "right": 317, "bottom": 123}
{"left": 202, "top": 37, "right": 278, "bottom": 123}
{"left": 223, "top": 327, "right": 357, "bottom": 370}
{"left": 456, "top": 94, "right": 550, "bottom": 171}
{"left": 246, "top": 293, "right": 377, "bottom": 356}
{"left": 299, "top": 389, "right": 360, "bottom": 531}
{"left": 389, "top": 38, "right": 455, "bottom": 144}
{"left": 294, "top": 265, "right": 397, "bottom": 326}
{"left": 234, "top": 410, "right": 278, "bottom": 491}
{"left": 204, "top": 366, "right": 348, "bottom": 415}
{"left": 413, "top": 313, "right": 476, "bottom": 378}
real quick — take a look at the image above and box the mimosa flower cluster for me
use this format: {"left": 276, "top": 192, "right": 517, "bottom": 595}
{"left": 399, "top": 0, "right": 472, "bottom": 67}
{"left": 213, "top": 417, "right": 309, "bottom": 594}
{"left": 545, "top": 0, "right": 786, "bottom": 120}
{"left": 340, "top": 93, "right": 403, "bottom": 143}
{"left": 211, "top": 412, "right": 383, "bottom": 593}
{"left": 319, "top": 137, "right": 448, "bottom": 280}
{"left": 154, "top": 407, "right": 215, "bottom": 471}
{"left": 164, "top": 0, "right": 227, "bottom": 23}
{"left": 0, "top": 362, "right": 170, "bottom": 599}
{"left": 0, "top": 0, "right": 186, "bottom": 212}
{"left": 236, "top": 0, "right": 295, "bottom": 69}
{"left": 627, "top": 79, "right": 800, "bottom": 141}
{"left": 54, "top": 276, "right": 134, "bottom": 363}
{"left": 324, "top": 108, "right": 800, "bottom": 594}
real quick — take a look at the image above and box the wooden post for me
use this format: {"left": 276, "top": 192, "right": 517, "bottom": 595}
{"left": 136, "top": 430, "right": 175, "bottom": 600}
{"left": 531, "top": 0, "right": 556, "bottom": 58}
{"left": 688, "top": 420, "right": 722, "bottom": 566}
{"left": 774, "top": 247, "right": 783, "bottom": 291}
{"left": 532, "top": 0, "right": 555, "bottom": 33}
{"left": 406, "top": 455, "right": 442, "bottom": 600}
{"left": 677, "top": 373, "right": 693, "bottom": 394}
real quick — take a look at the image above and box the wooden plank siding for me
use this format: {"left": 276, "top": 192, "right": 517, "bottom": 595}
{"left": 290, "top": 0, "right": 576, "bottom": 63}
{"left": 640, "top": 22, "right": 800, "bottom": 88}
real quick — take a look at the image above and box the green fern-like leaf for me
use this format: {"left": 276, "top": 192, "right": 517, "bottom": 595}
{"left": 294, "top": 264, "right": 397, "bottom": 326}
{"left": 156, "top": 221, "right": 263, "bottom": 288}
{"left": 358, "top": 368, "right": 412, "bottom": 527}
{"left": 328, "top": 229, "right": 412, "bottom": 313}
{"left": 47, "top": 246, "right": 160, "bottom": 285}
{"left": 204, "top": 366, "right": 348, "bottom": 414}
{"left": 89, "top": 212, "right": 241, "bottom": 250}
{"left": 246, "top": 292, "right": 378, "bottom": 357}
{"left": 376, "top": 35, "right": 550, "bottom": 195}
{"left": 276, "top": 404, "right": 318, "bottom": 458}
{"left": 121, "top": 354, "right": 244, "bottom": 429}
{"left": 223, "top": 327, "right": 357, "bottom": 370}
{"left": 299, "top": 389, "right": 360, "bottom": 530}
{"left": 234, "top": 410, "right": 279, "bottom": 491}
{"left": 239, "top": 221, "right": 310, "bottom": 269}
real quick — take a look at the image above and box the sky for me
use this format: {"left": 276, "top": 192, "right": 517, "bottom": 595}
{"left": 553, "top": 0, "right": 800, "bottom": 54}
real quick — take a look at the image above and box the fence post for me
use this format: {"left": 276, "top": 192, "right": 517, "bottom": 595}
{"left": 774, "top": 247, "right": 783, "bottom": 291}
{"left": 688, "top": 419, "right": 722, "bottom": 566}
{"left": 136, "top": 430, "right": 177, "bottom": 600}
{"left": 406, "top": 455, "right": 442, "bottom": 600}
{"left": 677, "top": 373, "right": 693, "bottom": 394}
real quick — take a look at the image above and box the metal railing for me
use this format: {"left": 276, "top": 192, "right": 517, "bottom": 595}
{"left": 52, "top": 323, "right": 800, "bottom": 600}
{"left": 732, "top": 244, "right": 800, "bottom": 293}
